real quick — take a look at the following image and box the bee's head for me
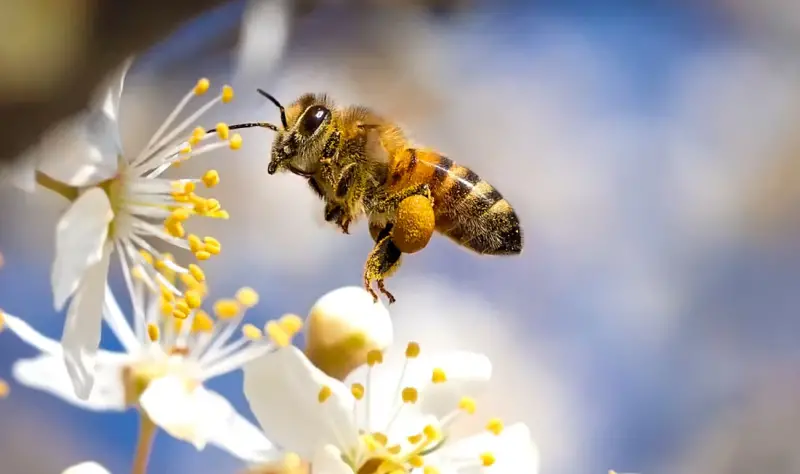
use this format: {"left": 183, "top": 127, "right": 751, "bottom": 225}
{"left": 263, "top": 91, "right": 334, "bottom": 177}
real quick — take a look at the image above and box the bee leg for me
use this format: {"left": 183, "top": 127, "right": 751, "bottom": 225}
{"left": 324, "top": 202, "right": 351, "bottom": 234}
{"left": 363, "top": 223, "right": 402, "bottom": 304}
{"left": 374, "top": 183, "right": 432, "bottom": 213}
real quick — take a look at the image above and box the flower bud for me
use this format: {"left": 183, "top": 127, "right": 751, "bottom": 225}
{"left": 303, "top": 286, "right": 393, "bottom": 380}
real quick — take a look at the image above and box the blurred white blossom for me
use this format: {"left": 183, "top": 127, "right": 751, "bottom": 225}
{"left": 62, "top": 461, "right": 111, "bottom": 474}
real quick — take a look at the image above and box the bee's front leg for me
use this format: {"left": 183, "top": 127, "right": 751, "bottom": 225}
{"left": 323, "top": 202, "right": 353, "bottom": 234}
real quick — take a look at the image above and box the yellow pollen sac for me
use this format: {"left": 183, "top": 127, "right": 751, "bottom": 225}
{"left": 229, "top": 133, "right": 243, "bottom": 150}
{"left": 423, "top": 467, "right": 440, "bottom": 474}
{"left": 265, "top": 320, "right": 290, "bottom": 347}
{"left": 160, "top": 301, "right": 174, "bottom": 317}
{"left": 0, "top": 379, "right": 9, "bottom": 398}
{"left": 318, "top": 385, "right": 332, "bottom": 403}
{"left": 202, "top": 169, "right": 220, "bottom": 188}
{"left": 192, "top": 310, "right": 214, "bottom": 333}
{"left": 147, "top": 323, "right": 160, "bottom": 342}
{"left": 458, "top": 396, "right": 477, "bottom": 415}
{"left": 235, "top": 287, "right": 259, "bottom": 307}
{"left": 367, "top": 350, "right": 384, "bottom": 366}
{"left": 171, "top": 208, "right": 191, "bottom": 221}
{"left": 172, "top": 308, "right": 189, "bottom": 320}
{"left": 195, "top": 250, "right": 212, "bottom": 261}
{"left": 215, "top": 123, "right": 230, "bottom": 140}
{"left": 242, "top": 323, "right": 263, "bottom": 341}
{"left": 480, "top": 452, "right": 495, "bottom": 467}
{"left": 174, "top": 299, "right": 190, "bottom": 315}
{"left": 351, "top": 383, "right": 365, "bottom": 400}
{"left": 188, "top": 234, "right": 203, "bottom": 253}
{"left": 221, "top": 85, "right": 234, "bottom": 103}
{"left": 159, "top": 284, "right": 175, "bottom": 302}
{"left": 213, "top": 299, "right": 240, "bottom": 319}
{"left": 431, "top": 368, "right": 447, "bottom": 384}
{"left": 188, "top": 264, "right": 205, "bottom": 282}
{"left": 278, "top": 313, "right": 303, "bottom": 335}
{"left": 405, "top": 342, "right": 421, "bottom": 358}
{"left": 408, "top": 433, "right": 423, "bottom": 445}
{"left": 486, "top": 417, "right": 504, "bottom": 435}
{"left": 371, "top": 432, "right": 388, "bottom": 446}
{"left": 191, "top": 126, "right": 206, "bottom": 145}
{"left": 194, "top": 78, "right": 211, "bottom": 95}
{"left": 139, "top": 250, "right": 154, "bottom": 265}
{"left": 204, "top": 235, "right": 221, "bottom": 249}
{"left": 179, "top": 273, "right": 201, "bottom": 291}
{"left": 409, "top": 455, "right": 424, "bottom": 468}
{"left": 179, "top": 144, "right": 192, "bottom": 155}
{"left": 184, "top": 290, "right": 203, "bottom": 309}
{"left": 402, "top": 387, "right": 419, "bottom": 404}
{"left": 183, "top": 181, "right": 196, "bottom": 194}
{"left": 387, "top": 444, "right": 402, "bottom": 455}
{"left": 165, "top": 220, "right": 186, "bottom": 238}
{"left": 423, "top": 424, "right": 440, "bottom": 441}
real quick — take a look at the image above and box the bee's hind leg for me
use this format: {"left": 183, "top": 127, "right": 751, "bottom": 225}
{"left": 363, "top": 223, "right": 402, "bottom": 304}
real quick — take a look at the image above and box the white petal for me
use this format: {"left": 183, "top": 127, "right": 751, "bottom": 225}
{"left": 103, "top": 284, "right": 140, "bottom": 354}
{"left": 61, "top": 245, "right": 113, "bottom": 400}
{"left": 62, "top": 461, "right": 111, "bottom": 474}
{"left": 51, "top": 188, "right": 113, "bottom": 310}
{"left": 436, "top": 423, "right": 540, "bottom": 474}
{"left": 243, "top": 345, "right": 359, "bottom": 459}
{"left": 2, "top": 312, "right": 62, "bottom": 355}
{"left": 311, "top": 445, "right": 356, "bottom": 474}
{"left": 93, "top": 57, "right": 131, "bottom": 125}
{"left": 13, "top": 353, "right": 128, "bottom": 411}
{"left": 1, "top": 157, "right": 37, "bottom": 192}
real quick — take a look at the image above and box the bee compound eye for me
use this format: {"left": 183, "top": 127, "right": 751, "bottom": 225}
{"left": 300, "top": 105, "right": 330, "bottom": 135}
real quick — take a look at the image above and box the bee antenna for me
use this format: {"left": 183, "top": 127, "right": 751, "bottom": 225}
{"left": 257, "top": 88, "right": 288, "bottom": 129}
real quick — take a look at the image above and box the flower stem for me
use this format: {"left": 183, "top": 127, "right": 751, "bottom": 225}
{"left": 35, "top": 171, "right": 78, "bottom": 201}
{"left": 131, "top": 413, "right": 158, "bottom": 474}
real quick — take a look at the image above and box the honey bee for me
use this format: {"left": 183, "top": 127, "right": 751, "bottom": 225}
{"left": 229, "top": 90, "right": 523, "bottom": 303}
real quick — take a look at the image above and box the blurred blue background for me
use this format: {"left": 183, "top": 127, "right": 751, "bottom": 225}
{"left": 3, "top": 0, "right": 800, "bottom": 473}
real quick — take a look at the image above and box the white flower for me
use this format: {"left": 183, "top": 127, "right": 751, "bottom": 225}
{"left": 62, "top": 461, "right": 111, "bottom": 474}
{"left": 2, "top": 273, "right": 290, "bottom": 464}
{"left": 13, "top": 58, "right": 242, "bottom": 399}
{"left": 244, "top": 311, "right": 539, "bottom": 473}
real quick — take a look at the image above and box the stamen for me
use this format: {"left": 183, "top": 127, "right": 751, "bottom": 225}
{"left": 202, "top": 170, "right": 220, "bottom": 188}
{"left": 479, "top": 452, "right": 495, "bottom": 467}
{"left": 486, "top": 417, "right": 504, "bottom": 435}
{"left": 351, "top": 383, "right": 365, "bottom": 400}
{"left": 431, "top": 368, "right": 447, "bottom": 384}
{"left": 367, "top": 350, "right": 384, "bottom": 366}
{"left": 195, "top": 78, "right": 211, "bottom": 95}
{"left": 278, "top": 314, "right": 303, "bottom": 335}
{"left": 405, "top": 342, "right": 420, "bottom": 358}
{"left": 147, "top": 323, "right": 160, "bottom": 342}
{"left": 215, "top": 123, "right": 230, "bottom": 140}
{"left": 318, "top": 385, "right": 332, "bottom": 403}
{"left": 265, "top": 321, "right": 290, "bottom": 347}
{"left": 401, "top": 387, "right": 418, "bottom": 404}
{"left": 229, "top": 134, "right": 243, "bottom": 150}
{"left": 458, "top": 396, "right": 477, "bottom": 415}
{"left": 221, "top": 85, "right": 234, "bottom": 103}
{"left": 192, "top": 310, "right": 214, "bottom": 333}
{"left": 195, "top": 250, "right": 212, "bottom": 261}
{"left": 184, "top": 290, "right": 203, "bottom": 309}
{"left": 408, "top": 434, "right": 423, "bottom": 444}
{"left": 409, "top": 456, "right": 424, "bottom": 468}
{"left": 213, "top": 299, "right": 240, "bottom": 319}
{"left": 423, "top": 467, "right": 440, "bottom": 474}
{"left": 235, "top": 287, "right": 259, "bottom": 308}
{"left": 188, "top": 264, "right": 205, "bottom": 282}
{"left": 242, "top": 324, "right": 263, "bottom": 341}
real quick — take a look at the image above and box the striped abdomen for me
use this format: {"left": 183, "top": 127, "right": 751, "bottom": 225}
{"left": 387, "top": 148, "right": 523, "bottom": 255}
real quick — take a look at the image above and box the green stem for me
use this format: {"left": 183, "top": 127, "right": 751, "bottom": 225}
{"left": 35, "top": 171, "right": 78, "bottom": 201}
{"left": 131, "top": 413, "right": 158, "bottom": 474}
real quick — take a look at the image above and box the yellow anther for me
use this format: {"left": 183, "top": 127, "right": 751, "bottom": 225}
{"left": 191, "top": 126, "right": 206, "bottom": 143}
{"left": 192, "top": 310, "right": 214, "bottom": 333}
{"left": 235, "top": 287, "right": 259, "bottom": 307}
{"left": 194, "top": 78, "right": 211, "bottom": 95}
{"left": 174, "top": 299, "right": 190, "bottom": 315}
{"left": 318, "top": 385, "right": 332, "bottom": 403}
{"left": 171, "top": 208, "right": 191, "bottom": 221}
{"left": 387, "top": 444, "right": 402, "bottom": 455}
{"left": 159, "top": 285, "right": 174, "bottom": 302}
{"left": 423, "top": 467, "right": 440, "bottom": 474}
{"left": 183, "top": 181, "right": 196, "bottom": 194}
{"left": 351, "top": 383, "right": 365, "bottom": 400}
{"left": 0, "top": 379, "right": 8, "bottom": 399}
{"left": 431, "top": 368, "right": 447, "bottom": 384}
{"left": 486, "top": 417, "right": 504, "bottom": 435}
{"left": 139, "top": 250, "right": 154, "bottom": 265}
{"left": 188, "top": 234, "right": 203, "bottom": 253}
{"left": 402, "top": 387, "right": 419, "bottom": 404}
{"left": 221, "top": 85, "right": 234, "bottom": 103}
{"left": 242, "top": 323, "right": 263, "bottom": 341}
{"left": 367, "top": 350, "right": 383, "bottom": 366}
{"left": 458, "top": 396, "right": 477, "bottom": 415}
{"left": 215, "top": 123, "right": 230, "bottom": 140}
{"left": 202, "top": 169, "right": 220, "bottom": 188}
{"left": 179, "top": 144, "right": 192, "bottom": 155}
{"left": 165, "top": 220, "right": 185, "bottom": 238}
{"left": 172, "top": 308, "right": 189, "bottom": 320}
{"left": 147, "top": 323, "right": 160, "bottom": 342}
{"left": 195, "top": 250, "right": 212, "bottom": 261}
{"left": 283, "top": 452, "right": 301, "bottom": 470}
{"left": 409, "top": 455, "right": 424, "bottom": 468}
{"left": 480, "top": 452, "right": 495, "bottom": 467}
{"left": 408, "top": 433, "right": 423, "bottom": 444}
{"left": 179, "top": 273, "right": 200, "bottom": 291}
{"left": 229, "top": 133, "right": 243, "bottom": 150}
{"left": 278, "top": 313, "right": 304, "bottom": 335}
{"left": 188, "top": 264, "right": 205, "bottom": 282}
{"left": 213, "top": 299, "right": 240, "bottom": 319}
{"left": 204, "top": 244, "right": 221, "bottom": 256}
{"left": 371, "top": 432, "right": 388, "bottom": 446}
{"left": 184, "top": 290, "right": 203, "bottom": 309}
{"left": 214, "top": 209, "right": 230, "bottom": 219}
{"left": 160, "top": 301, "right": 173, "bottom": 317}
{"left": 405, "top": 342, "right": 420, "bottom": 358}
{"left": 423, "top": 424, "right": 440, "bottom": 440}
{"left": 265, "top": 320, "right": 290, "bottom": 347}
